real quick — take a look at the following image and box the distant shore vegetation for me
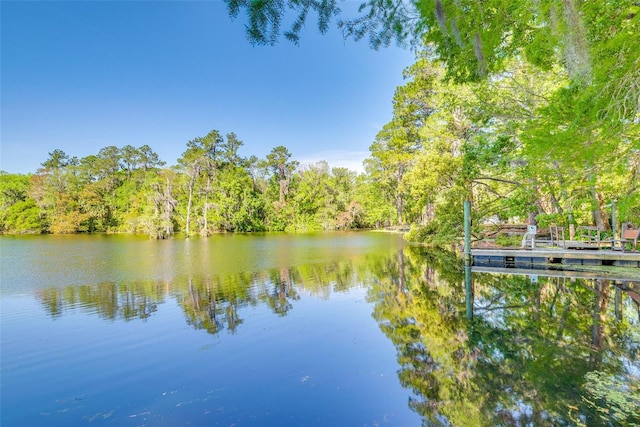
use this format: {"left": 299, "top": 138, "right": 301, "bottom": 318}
{"left": 0, "top": 137, "right": 380, "bottom": 238}
{"left": 2, "top": 54, "right": 638, "bottom": 243}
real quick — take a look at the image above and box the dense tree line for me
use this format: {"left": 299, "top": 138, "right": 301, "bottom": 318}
{"left": 0, "top": 137, "right": 375, "bottom": 237}
{"left": 2, "top": 51, "right": 638, "bottom": 240}
{"left": 366, "top": 55, "right": 639, "bottom": 245}
{"left": 4, "top": 1, "right": 640, "bottom": 241}
{"left": 223, "top": 0, "right": 640, "bottom": 244}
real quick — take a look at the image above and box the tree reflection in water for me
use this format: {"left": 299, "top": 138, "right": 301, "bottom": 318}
{"left": 37, "top": 281, "right": 166, "bottom": 321}
{"left": 36, "top": 246, "right": 639, "bottom": 425}
{"left": 368, "top": 246, "right": 639, "bottom": 426}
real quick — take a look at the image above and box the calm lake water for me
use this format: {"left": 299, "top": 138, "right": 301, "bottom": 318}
{"left": 1, "top": 232, "right": 639, "bottom": 426}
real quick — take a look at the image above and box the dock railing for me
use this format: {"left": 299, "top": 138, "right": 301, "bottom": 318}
{"left": 549, "top": 225, "right": 566, "bottom": 249}
{"left": 521, "top": 224, "right": 567, "bottom": 249}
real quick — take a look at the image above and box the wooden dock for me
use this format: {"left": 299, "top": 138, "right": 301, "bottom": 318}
{"left": 471, "top": 248, "right": 640, "bottom": 269}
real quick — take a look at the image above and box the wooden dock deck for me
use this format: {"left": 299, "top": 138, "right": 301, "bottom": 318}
{"left": 471, "top": 248, "right": 640, "bottom": 269}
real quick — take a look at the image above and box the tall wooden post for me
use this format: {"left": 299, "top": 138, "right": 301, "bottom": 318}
{"left": 464, "top": 200, "right": 472, "bottom": 266}
{"left": 463, "top": 201, "right": 473, "bottom": 319}
{"left": 611, "top": 199, "right": 618, "bottom": 240}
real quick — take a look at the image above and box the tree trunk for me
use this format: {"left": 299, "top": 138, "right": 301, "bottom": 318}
{"left": 423, "top": 203, "right": 435, "bottom": 225}
{"left": 279, "top": 180, "right": 286, "bottom": 204}
{"left": 526, "top": 178, "right": 539, "bottom": 225}
{"left": 160, "top": 177, "right": 175, "bottom": 238}
{"left": 203, "top": 174, "right": 210, "bottom": 235}
{"left": 548, "top": 185, "right": 564, "bottom": 215}
{"left": 203, "top": 197, "right": 208, "bottom": 235}
{"left": 588, "top": 175, "right": 607, "bottom": 230}
{"left": 396, "top": 193, "right": 403, "bottom": 225}
{"left": 186, "top": 174, "right": 195, "bottom": 235}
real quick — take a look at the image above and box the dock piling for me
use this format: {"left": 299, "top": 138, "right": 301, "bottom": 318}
{"left": 464, "top": 201, "right": 471, "bottom": 266}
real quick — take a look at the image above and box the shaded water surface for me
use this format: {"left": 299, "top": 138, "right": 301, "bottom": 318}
{"left": 1, "top": 233, "right": 638, "bottom": 426}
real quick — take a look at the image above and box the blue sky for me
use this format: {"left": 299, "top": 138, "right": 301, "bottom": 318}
{"left": 1, "top": 1, "right": 415, "bottom": 174}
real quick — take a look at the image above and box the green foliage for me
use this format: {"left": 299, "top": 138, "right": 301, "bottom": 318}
{"left": 494, "top": 233, "right": 523, "bottom": 248}
{"left": 359, "top": 40, "right": 638, "bottom": 245}
{"left": 262, "top": 145, "right": 299, "bottom": 206}
{"left": 353, "top": 177, "right": 395, "bottom": 228}
{"left": 618, "top": 191, "right": 640, "bottom": 226}
{"left": 213, "top": 166, "right": 265, "bottom": 232}
{"left": 264, "top": 201, "right": 294, "bottom": 232}
{"left": 226, "top": 0, "right": 340, "bottom": 45}
{"left": 581, "top": 370, "right": 640, "bottom": 425}
{"left": 2, "top": 199, "right": 44, "bottom": 233}
{"left": 0, "top": 173, "right": 40, "bottom": 233}
{"left": 535, "top": 213, "right": 569, "bottom": 229}
{"left": 226, "top": 0, "right": 637, "bottom": 112}
{"left": 223, "top": 0, "right": 640, "bottom": 246}
{"left": 404, "top": 222, "right": 438, "bottom": 244}
{"left": 365, "top": 61, "right": 435, "bottom": 225}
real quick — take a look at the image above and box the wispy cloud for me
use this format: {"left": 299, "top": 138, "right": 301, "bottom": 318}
{"left": 297, "top": 150, "right": 368, "bottom": 173}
